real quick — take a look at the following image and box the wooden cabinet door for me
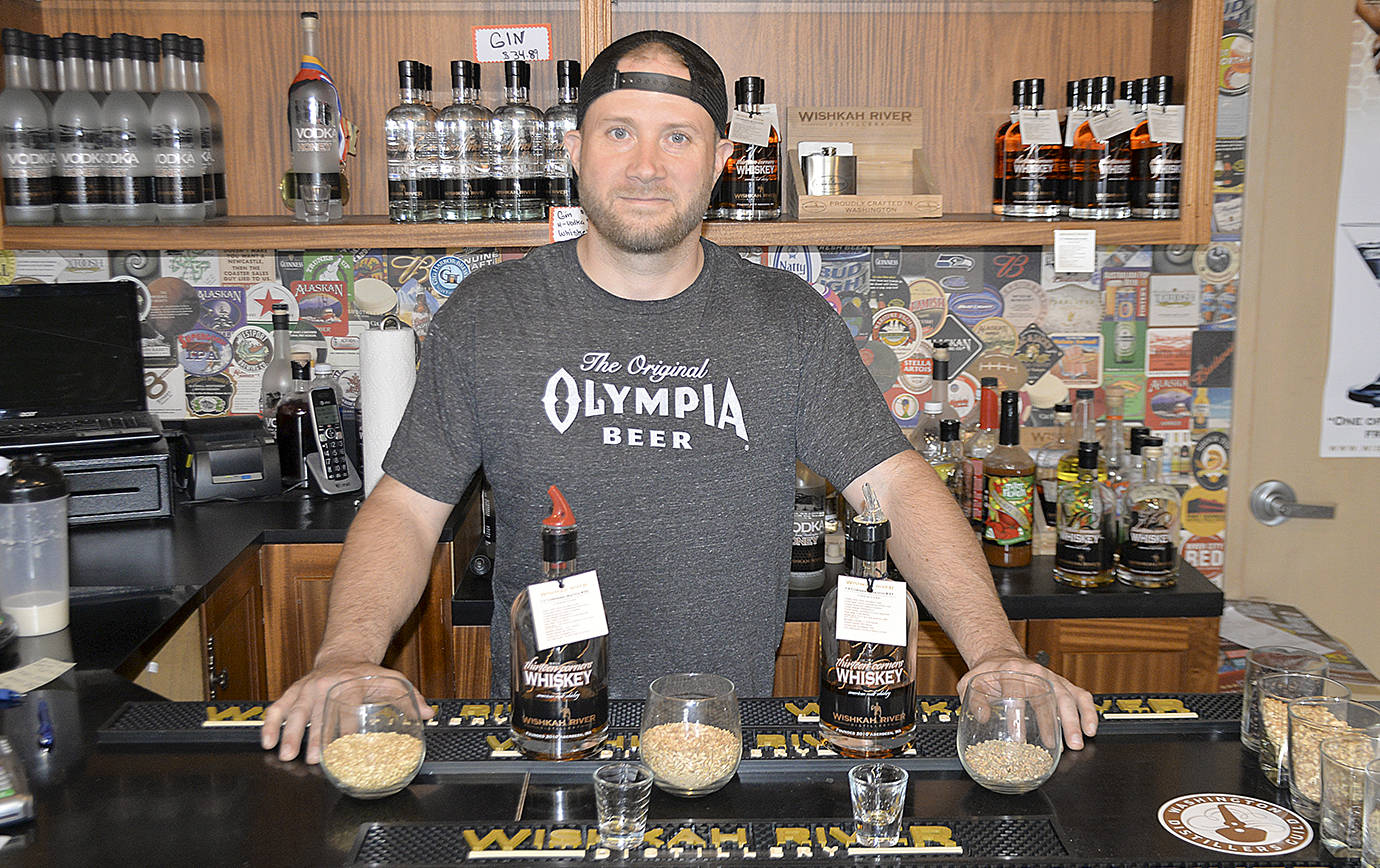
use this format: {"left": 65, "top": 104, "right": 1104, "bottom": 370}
{"left": 773, "top": 622, "right": 819, "bottom": 697}
{"left": 912, "top": 621, "right": 1028, "bottom": 695}
{"left": 260, "top": 542, "right": 455, "bottom": 699}
{"left": 200, "top": 545, "right": 265, "bottom": 701}
{"left": 453, "top": 626, "right": 492, "bottom": 698}
{"left": 1025, "top": 617, "right": 1220, "bottom": 694}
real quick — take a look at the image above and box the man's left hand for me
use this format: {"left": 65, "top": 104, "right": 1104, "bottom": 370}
{"left": 956, "top": 654, "right": 1099, "bottom": 750}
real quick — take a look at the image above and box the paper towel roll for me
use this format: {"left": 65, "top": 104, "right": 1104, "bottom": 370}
{"left": 360, "top": 326, "right": 418, "bottom": 496}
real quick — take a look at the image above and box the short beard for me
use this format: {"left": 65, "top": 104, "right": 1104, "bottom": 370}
{"left": 581, "top": 183, "right": 710, "bottom": 254}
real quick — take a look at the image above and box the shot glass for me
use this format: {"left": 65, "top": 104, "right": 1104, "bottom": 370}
{"left": 1363, "top": 757, "right": 1379, "bottom": 868}
{"left": 1255, "top": 673, "right": 1350, "bottom": 786}
{"left": 1320, "top": 734, "right": 1380, "bottom": 858}
{"left": 594, "top": 762, "right": 654, "bottom": 851}
{"left": 299, "top": 180, "right": 332, "bottom": 224}
{"left": 1240, "top": 646, "right": 1328, "bottom": 753}
{"left": 319, "top": 675, "right": 426, "bottom": 799}
{"left": 848, "top": 762, "right": 908, "bottom": 848}
{"left": 1287, "top": 697, "right": 1380, "bottom": 820}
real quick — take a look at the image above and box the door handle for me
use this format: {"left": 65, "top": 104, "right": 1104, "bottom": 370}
{"left": 1250, "top": 480, "right": 1337, "bottom": 526}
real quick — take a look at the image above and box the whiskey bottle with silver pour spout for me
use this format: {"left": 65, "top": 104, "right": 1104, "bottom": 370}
{"left": 819, "top": 484, "right": 918, "bottom": 757}
{"left": 510, "top": 485, "right": 609, "bottom": 759}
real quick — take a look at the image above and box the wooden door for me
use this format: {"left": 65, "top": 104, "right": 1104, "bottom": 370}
{"left": 200, "top": 545, "right": 266, "bottom": 701}
{"left": 1226, "top": 0, "right": 1380, "bottom": 676}
{"left": 1026, "top": 617, "right": 1220, "bottom": 693}
{"left": 260, "top": 542, "right": 455, "bottom": 699}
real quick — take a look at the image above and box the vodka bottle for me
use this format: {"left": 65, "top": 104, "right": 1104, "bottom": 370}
{"left": 30, "top": 33, "right": 59, "bottom": 106}
{"left": 437, "top": 59, "right": 492, "bottom": 222}
{"left": 259, "top": 303, "right": 295, "bottom": 435}
{"left": 491, "top": 60, "right": 544, "bottom": 222}
{"left": 385, "top": 60, "right": 439, "bottom": 223}
{"left": 790, "top": 464, "right": 827, "bottom": 591}
{"left": 81, "top": 35, "right": 107, "bottom": 100}
{"left": 1, "top": 28, "right": 56, "bottom": 224}
{"left": 53, "top": 32, "right": 106, "bottom": 223}
{"left": 166, "top": 36, "right": 214, "bottom": 219}
{"left": 907, "top": 400, "right": 945, "bottom": 464}
{"left": 288, "top": 12, "right": 344, "bottom": 223}
{"left": 150, "top": 33, "right": 205, "bottom": 223}
{"left": 543, "top": 59, "right": 579, "bottom": 208}
{"left": 101, "top": 33, "right": 156, "bottom": 224}
{"left": 188, "top": 37, "right": 227, "bottom": 217}
{"left": 509, "top": 485, "right": 609, "bottom": 760}
{"left": 141, "top": 37, "right": 160, "bottom": 103}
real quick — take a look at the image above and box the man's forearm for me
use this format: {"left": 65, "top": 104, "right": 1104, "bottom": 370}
{"left": 313, "top": 476, "right": 452, "bottom": 667}
{"left": 849, "top": 450, "right": 1025, "bottom": 666}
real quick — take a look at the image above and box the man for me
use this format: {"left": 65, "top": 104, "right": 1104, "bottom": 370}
{"left": 262, "top": 31, "right": 1099, "bottom": 764}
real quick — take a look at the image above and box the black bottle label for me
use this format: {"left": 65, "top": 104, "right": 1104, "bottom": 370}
{"left": 821, "top": 646, "right": 916, "bottom": 738}
{"left": 513, "top": 654, "right": 608, "bottom": 740}
{"left": 3, "top": 175, "right": 54, "bottom": 207}
{"left": 1055, "top": 527, "right": 1104, "bottom": 573}
{"left": 108, "top": 175, "right": 156, "bottom": 205}
{"left": 155, "top": 175, "right": 205, "bottom": 206}
{"left": 1120, "top": 508, "right": 1175, "bottom": 572}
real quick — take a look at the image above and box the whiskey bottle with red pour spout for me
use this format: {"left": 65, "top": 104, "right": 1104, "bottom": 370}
{"left": 509, "top": 485, "right": 609, "bottom": 759}
{"left": 818, "top": 484, "right": 918, "bottom": 757}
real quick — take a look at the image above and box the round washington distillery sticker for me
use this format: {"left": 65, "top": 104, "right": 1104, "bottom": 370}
{"left": 1157, "top": 793, "right": 1312, "bottom": 856}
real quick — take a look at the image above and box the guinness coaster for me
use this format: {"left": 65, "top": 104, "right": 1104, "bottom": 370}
{"left": 1157, "top": 793, "right": 1312, "bottom": 856}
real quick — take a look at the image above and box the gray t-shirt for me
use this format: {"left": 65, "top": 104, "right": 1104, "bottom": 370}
{"left": 383, "top": 239, "right": 909, "bottom": 698}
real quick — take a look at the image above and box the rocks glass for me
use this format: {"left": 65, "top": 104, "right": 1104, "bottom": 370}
{"left": 593, "top": 762, "right": 654, "bottom": 850}
{"left": 1287, "top": 697, "right": 1380, "bottom": 820}
{"left": 1320, "top": 734, "right": 1380, "bottom": 858}
{"left": 639, "top": 673, "right": 741, "bottom": 797}
{"left": 319, "top": 675, "right": 426, "bottom": 799}
{"left": 1255, "top": 672, "right": 1350, "bottom": 786}
{"left": 1240, "top": 646, "right": 1327, "bottom": 753}
{"left": 848, "top": 762, "right": 908, "bottom": 847}
{"left": 957, "top": 670, "right": 1063, "bottom": 794}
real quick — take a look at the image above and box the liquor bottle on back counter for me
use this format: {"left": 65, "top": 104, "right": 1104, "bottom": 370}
{"left": 720, "top": 75, "right": 779, "bottom": 220}
{"left": 1056, "top": 389, "right": 1107, "bottom": 488}
{"left": 790, "top": 464, "right": 827, "bottom": 591}
{"left": 930, "top": 343, "right": 959, "bottom": 424}
{"left": 510, "top": 485, "right": 609, "bottom": 759}
{"left": 1, "top": 27, "right": 57, "bottom": 225}
{"left": 287, "top": 12, "right": 344, "bottom": 224}
{"left": 1118, "top": 438, "right": 1180, "bottom": 588}
{"left": 259, "top": 302, "right": 294, "bottom": 435}
{"left": 1001, "top": 77, "right": 1062, "bottom": 218}
{"left": 385, "top": 60, "right": 439, "bottom": 223}
{"left": 1130, "top": 74, "right": 1180, "bottom": 219}
{"left": 1069, "top": 75, "right": 1132, "bottom": 219}
{"left": 491, "top": 59, "right": 544, "bottom": 222}
{"left": 936, "top": 418, "right": 964, "bottom": 502}
{"left": 437, "top": 60, "right": 492, "bottom": 222}
{"left": 275, "top": 355, "right": 314, "bottom": 488}
{"left": 819, "top": 483, "right": 918, "bottom": 758}
{"left": 543, "top": 59, "right": 579, "bottom": 208}
{"left": 906, "top": 400, "right": 944, "bottom": 461}
{"left": 1053, "top": 441, "right": 1116, "bottom": 587}
{"left": 1033, "top": 401, "right": 1073, "bottom": 528}
{"left": 982, "top": 390, "right": 1035, "bottom": 568}
{"left": 961, "top": 377, "right": 1000, "bottom": 532}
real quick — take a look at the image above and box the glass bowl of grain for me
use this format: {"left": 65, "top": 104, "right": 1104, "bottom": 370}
{"left": 957, "top": 670, "right": 1063, "bottom": 795}
{"left": 639, "top": 673, "right": 741, "bottom": 797}
{"left": 320, "top": 675, "right": 426, "bottom": 799}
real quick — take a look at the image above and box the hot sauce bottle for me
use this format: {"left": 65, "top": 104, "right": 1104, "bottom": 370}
{"left": 982, "top": 390, "right": 1035, "bottom": 567}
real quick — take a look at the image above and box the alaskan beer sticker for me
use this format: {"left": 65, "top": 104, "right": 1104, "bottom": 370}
{"left": 1157, "top": 794, "right": 1310, "bottom": 856}
{"left": 835, "top": 576, "right": 907, "bottom": 647}
{"left": 528, "top": 570, "right": 609, "bottom": 651}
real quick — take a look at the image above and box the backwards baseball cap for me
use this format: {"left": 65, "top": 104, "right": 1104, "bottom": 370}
{"left": 576, "top": 30, "right": 728, "bottom": 131}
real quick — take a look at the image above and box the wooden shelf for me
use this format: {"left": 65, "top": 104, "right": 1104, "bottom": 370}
{"left": 0, "top": 213, "right": 1200, "bottom": 251}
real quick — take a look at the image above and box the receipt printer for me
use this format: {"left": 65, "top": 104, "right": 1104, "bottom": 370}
{"left": 169, "top": 417, "right": 280, "bottom": 500}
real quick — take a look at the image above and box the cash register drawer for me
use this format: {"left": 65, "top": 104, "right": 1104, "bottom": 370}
{"left": 54, "top": 444, "right": 173, "bottom": 524}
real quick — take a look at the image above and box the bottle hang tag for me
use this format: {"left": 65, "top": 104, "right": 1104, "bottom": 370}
{"left": 1063, "top": 109, "right": 1088, "bottom": 147}
{"left": 548, "top": 205, "right": 587, "bottom": 242}
{"left": 1016, "top": 109, "right": 1062, "bottom": 146}
{"left": 1088, "top": 105, "right": 1137, "bottom": 143}
{"left": 528, "top": 569, "right": 609, "bottom": 651}
{"left": 835, "top": 576, "right": 907, "bottom": 647}
{"left": 728, "top": 104, "right": 777, "bottom": 147}
{"left": 1147, "top": 105, "right": 1186, "bottom": 144}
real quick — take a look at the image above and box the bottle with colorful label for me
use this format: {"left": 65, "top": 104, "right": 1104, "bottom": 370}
{"left": 1053, "top": 442, "right": 1115, "bottom": 587}
{"left": 982, "top": 390, "right": 1035, "bottom": 568}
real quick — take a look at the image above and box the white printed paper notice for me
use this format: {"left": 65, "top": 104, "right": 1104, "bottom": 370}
{"left": 548, "top": 206, "right": 587, "bottom": 242}
{"left": 473, "top": 24, "right": 552, "bottom": 64}
{"left": 835, "top": 576, "right": 907, "bottom": 647}
{"left": 728, "top": 105, "right": 778, "bottom": 147}
{"left": 1054, "top": 230, "right": 1097, "bottom": 274}
{"left": 528, "top": 570, "right": 609, "bottom": 651}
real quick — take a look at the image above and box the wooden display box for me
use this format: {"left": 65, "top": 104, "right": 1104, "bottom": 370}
{"left": 783, "top": 106, "right": 942, "bottom": 220}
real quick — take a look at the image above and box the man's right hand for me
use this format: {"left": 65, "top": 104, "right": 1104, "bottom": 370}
{"left": 260, "top": 661, "right": 435, "bottom": 764}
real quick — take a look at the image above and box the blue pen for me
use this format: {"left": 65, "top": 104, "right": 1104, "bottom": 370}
{"left": 0, "top": 690, "right": 23, "bottom": 704}
{"left": 36, "top": 700, "right": 53, "bottom": 750}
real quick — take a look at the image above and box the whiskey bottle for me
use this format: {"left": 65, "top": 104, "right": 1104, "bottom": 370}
{"left": 982, "top": 390, "right": 1035, "bottom": 568}
{"left": 1033, "top": 401, "right": 1074, "bottom": 527}
{"left": 1053, "top": 442, "right": 1116, "bottom": 587}
{"left": 1117, "top": 439, "right": 1181, "bottom": 588}
{"left": 101, "top": 33, "right": 156, "bottom": 224}
{"left": 722, "top": 75, "right": 780, "bottom": 220}
{"left": 1056, "top": 389, "right": 1107, "bottom": 489}
{"left": 961, "top": 377, "right": 1000, "bottom": 531}
{"left": 187, "top": 37, "right": 228, "bottom": 217}
{"left": 510, "top": 485, "right": 609, "bottom": 760}
{"left": 491, "top": 59, "right": 544, "bottom": 222}
{"left": 819, "top": 483, "right": 918, "bottom": 757}
{"left": 936, "top": 418, "right": 965, "bottom": 502}
{"left": 1069, "top": 75, "right": 1131, "bottom": 219}
{"left": 991, "top": 80, "right": 1023, "bottom": 216}
{"left": 385, "top": 60, "right": 440, "bottom": 223}
{"left": 437, "top": 60, "right": 493, "bottom": 222}
{"left": 1002, "top": 77, "right": 1062, "bottom": 218}
{"left": 53, "top": 32, "right": 106, "bottom": 224}
{"left": 287, "top": 12, "right": 344, "bottom": 224}
{"left": 1060, "top": 78, "right": 1086, "bottom": 214}
{"left": 1, "top": 28, "right": 56, "bottom": 225}
{"left": 1130, "top": 74, "right": 1180, "bottom": 219}
{"left": 543, "top": 59, "right": 579, "bottom": 208}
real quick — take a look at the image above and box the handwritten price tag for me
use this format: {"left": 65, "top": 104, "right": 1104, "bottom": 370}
{"left": 473, "top": 24, "right": 552, "bottom": 64}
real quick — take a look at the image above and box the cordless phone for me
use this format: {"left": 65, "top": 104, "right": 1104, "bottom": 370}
{"left": 305, "top": 386, "right": 362, "bottom": 495}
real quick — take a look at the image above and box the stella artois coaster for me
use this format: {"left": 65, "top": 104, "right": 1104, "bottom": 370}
{"left": 1157, "top": 794, "right": 1312, "bottom": 856}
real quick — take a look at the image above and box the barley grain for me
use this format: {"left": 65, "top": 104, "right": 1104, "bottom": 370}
{"left": 639, "top": 722, "right": 739, "bottom": 791}
{"left": 322, "top": 731, "right": 424, "bottom": 793}
{"left": 962, "top": 739, "right": 1054, "bottom": 785}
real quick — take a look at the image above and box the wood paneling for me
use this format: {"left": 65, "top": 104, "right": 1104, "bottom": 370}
{"left": 914, "top": 619, "right": 1028, "bottom": 695}
{"left": 200, "top": 544, "right": 266, "bottom": 700}
{"left": 772, "top": 621, "right": 819, "bottom": 697}
{"left": 453, "top": 625, "right": 493, "bottom": 697}
{"left": 1026, "top": 616, "right": 1220, "bottom": 693}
